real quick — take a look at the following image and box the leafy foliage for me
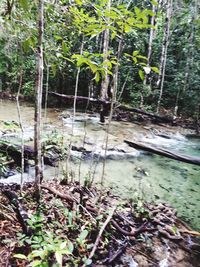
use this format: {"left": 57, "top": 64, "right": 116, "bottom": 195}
{"left": 0, "top": 0, "right": 199, "bottom": 116}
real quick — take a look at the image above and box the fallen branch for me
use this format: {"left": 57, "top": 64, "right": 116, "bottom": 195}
{"left": 176, "top": 218, "right": 193, "bottom": 231}
{"left": 86, "top": 206, "right": 116, "bottom": 264}
{"left": 50, "top": 92, "right": 111, "bottom": 105}
{"left": 124, "top": 140, "right": 200, "bottom": 166}
{"left": 103, "top": 241, "right": 128, "bottom": 264}
{"left": 180, "top": 229, "right": 200, "bottom": 237}
{"left": 111, "top": 219, "right": 154, "bottom": 237}
{"left": 2, "top": 190, "right": 32, "bottom": 235}
{"left": 41, "top": 184, "right": 78, "bottom": 204}
{"left": 128, "top": 247, "right": 158, "bottom": 265}
{"left": 1, "top": 160, "right": 15, "bottom": 166}
{"left": 78, "top": 204, "right": 96, "bottom": 224}
{"left": 159, "top": 228, "right": 183, "bottom": 241}
{"left": 50, "top": 92, "right": 173, "bottom": 123}
{"left": 118, "top": 105, "right": 173, "bottom": 123}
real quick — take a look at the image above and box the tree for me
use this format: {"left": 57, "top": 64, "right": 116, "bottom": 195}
{"left": 141, "top": 2, "right": 157, "bottom": 108}
{"left": 156, "top": 0, "right": 173, "bottom": 113}
{"left": 34, "top": 0, "right": 44, "bottom": 194}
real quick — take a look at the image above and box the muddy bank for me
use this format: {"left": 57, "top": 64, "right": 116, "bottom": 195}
{"left": 0, "top": 181, "right": 200, "bottom": 267}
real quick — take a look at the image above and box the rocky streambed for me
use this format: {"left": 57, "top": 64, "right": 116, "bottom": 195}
{"left": 0, "top": 100, "right": 200, "bottom": 231}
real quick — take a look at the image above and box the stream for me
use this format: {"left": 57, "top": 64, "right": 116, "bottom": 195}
{"left": 0, "top": 99, "right": 200, "bottom": 230}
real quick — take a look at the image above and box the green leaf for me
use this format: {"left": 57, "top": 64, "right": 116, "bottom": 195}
{"left": 68, "top": 240, "right": 74, "bottom": 254}
{"left": 96, "top": 214, "right": 103, "bottom": 220}
{"left": 150, "top": 0, "right": 158, "bottom": 6}
{"left": 55, "top": 251, "right": 63, "bottom": 265}
{"left": 132, "top": 57, "right": 137, "bottom": 64}
{"left": 133, "top": 50, "right": 139, "bottom": 57}
{"left": 93, "top": 72, "right": 100, "bottom": 82}
{"left": 68, "top": 211, "right": 73, "bottom": 225}
{"left": 139, "top": 62, "right": 147, "bottom": 66}
{"left": 84, "top": 258, "right": 92, "bottom": 266}
{"left": 19, "top": 0, "right": 29, "bottom": 11}
{"left": 60, "top": 241, "right": 67, "bottom": 250}
{"left": 22, "top": 39, "right": 31, "bottom": 53}
{"left": 124, "top": 24, "right": 131, "bottom": 32}
{"left": 171, "top": 226, "right": 178, "bottom": 234}
{"left": 107, "top": 69, "right": 113, "bottom": 75}
{"left": 89, "top": 63, "right": 98, "bottom": 73}
{"left": 137, "top": 55, "right": 147, "bottom": 60}
{"left": 62, "top": 42, "right": 69, "bottom": 54}
{"left": 51, "top": 64, "right": 57, "bottom": 76}
{"left": 54, "top": 35, "right": 63, "bottom": 41}
{"left": 75, "top": 0, "right": 83, "bottom": 6}
{"left": 29, "top": 260, "right": 42, "bottom": 267}
{"left": 151, "top": 66, "right": 160, "bottom": 74}
{"left": 79, "top": 229, "right": 88, "bottom": 241}
{"left": 124, "top": 53, "right": 131, "bottom": 58}
{"left": 29, "top": 250, "right": 46, "bottom": 259}
{"left": 106, "top": 61, "right": 112, "bottom": 69}
{"left": 60, "top": 56, "right": 74, "bottom": 63}
{"left": 25, "top": 238, "right": 33, "bottom": 245}
{"left": 111, "top": 32, "right": 116, "bottom": 40}
{"left": 13, "top": 254, "right": 27, "bottom": 260}
{"left": 145, "top": 10, "right": 155, "bottom": 16}
{"left": 139, "top": 69, "right": 145, "bottom": 80}
{"left": 134, "top": 7, "right": 141, "bottom": 17}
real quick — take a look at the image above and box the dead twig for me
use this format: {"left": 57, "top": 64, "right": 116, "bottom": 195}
{"left": 111, "top": 219, "right": 154, "bottom": 237}
{"left": 84, "top": 206, "right": 116, "bottom": 266}
{"left": 41, "top": 184, "right": 78, "bottom": 204}
{"left": 2, "top": 190, "right": 32, "bottom": 235}
{"left": 0, "top": 202, "right": 15, "bottom": 214}
{"left": 180, "top": 229, "right": 200, "bottom": 237}
{"left": 159, "top": 228, "right": 183, "bottom": 241}
{"left": 176, "top": 218, "right": 193, "bottom": 231}
{"left": 0, "top": 211, "right": 16, "bottom": 222}
{"left": 1, "top": 160, "right": 15, "bottom": 166}
{"left": 103, "top": 240, "right": 128, "bottom": 264}
{"left": 128, "top": 247, "right": 158, "bottom": 265}
{"left": 78, "top": 204, "right": 96, "bottom": 224}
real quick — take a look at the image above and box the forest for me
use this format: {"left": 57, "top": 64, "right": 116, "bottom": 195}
{"left": 0, "top": 0, "right": 200, "bottom": 266}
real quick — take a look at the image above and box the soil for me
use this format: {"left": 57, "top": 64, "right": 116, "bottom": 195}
{"left": 0, "top": 181, "right": 200, "bottom": 267}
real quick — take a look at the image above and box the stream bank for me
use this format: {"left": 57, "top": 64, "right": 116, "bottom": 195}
{"left": 1, "top": 181, "right": 200, "bottom": 267}
{"left": 0, "top": 100, "right": 200, "bottom": 231}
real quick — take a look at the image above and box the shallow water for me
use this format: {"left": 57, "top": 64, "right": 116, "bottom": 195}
{"left": 0, "top": 100, "right": 200, "bottom": 230}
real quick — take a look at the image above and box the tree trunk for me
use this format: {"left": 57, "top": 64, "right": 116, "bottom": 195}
{"left": 111, "top": 36, "right": 124, "bottom": 102}
{"left": 156, "top": 0, "right": 173, "bottom": 113}
{"left": 146, "top": 4, "right": 156, "bottom": 71}
{"left": 34, "top": 0, "right": 44, "bottom": 191}
{"left": 124, "top": 140, "right": 200, "bottom": 166}
{"left": 141, "top": 3, "right": 156, "bottom": 108}
{"left": 173, "top": 87, "right": 180, "bottom": 118}
{"left": 16, "top": 70, "right": 24, "bottom": 191}
{"left": 182, "top": 0, "right": 198, "bottom": 93}
{"left": 195, "top": 102, "right": 200, "bottom": 134}
{"left": 99, "top": 0, "right": 111, "bottom": 123}
{"left": 64, "top": 38, "right": 84, "bottom": 182}
{"left": 174, "top": 0, "right": 198, "bottom": 116}
{"left": 100, "top": 0, "right": 111, "bottom": 101}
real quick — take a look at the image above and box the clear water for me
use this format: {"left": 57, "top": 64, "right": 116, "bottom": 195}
{"left": 69, "top": 151, "right": 200, "bottom": 230}
{"left": 0, "top": 100, "right": 200, "bottom": 230}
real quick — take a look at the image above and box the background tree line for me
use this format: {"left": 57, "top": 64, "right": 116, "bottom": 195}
{"left": 0, "top": 0, "right": 199, "bottom": 118}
